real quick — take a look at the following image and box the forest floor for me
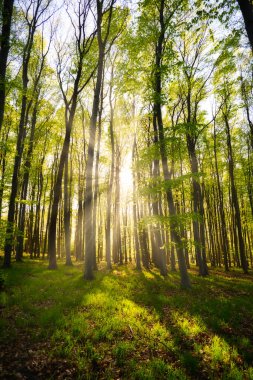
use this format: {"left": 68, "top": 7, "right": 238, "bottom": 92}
{"left": 0, "top": 259, "right": 253, "bottom": 380}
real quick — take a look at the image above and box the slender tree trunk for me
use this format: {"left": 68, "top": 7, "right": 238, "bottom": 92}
{"left": 151, "top": 158, "right": 167, "bottom": 272}
{"left": 224, "top": 113, "right": 248, "bottom": 273}
{"left": 229, "top": 189, "right": 240, "bottom": 267}
{"left": 138, "top": 201, "right": 150, "bottom": 269}
{"left": 213, "top": 122, "right": 229, "bottom": 271}
{"left": 179, "top": 150, "right": 190, "bottom": 269}
{"left": 48, "top": 121, "right": 72, "bottom": 269}
{"left": 84, "top": 61, "right": 104, "bottom": 278}
{"left": 33, "top": 165, "right": 43, "bottom": 258}
{"left": 75, "top": 160, "right": 84, "bottom": 261}
{"left": 84, "top": 1, "right": 105, "bottom": 280}
{"left": 16, "top": 99, "right": 39, "bottom": 261}
{"left": 113, "top": 146, "right": 122, "bottom": 264}
{"left": 40, "top": 174, "right": 48, "bottom": 259}
{"left": 28, "top": 184, "right": 35, "bottom": 259}
{"left": 3, "top": 94, "right": 28, "bottom": 267}
{"left": 0, "top": 122, "right": 10, "bottom": 219}
{"left": 132, "top": 138, "right": 141, "bottom": 270}
{"left": 43, "top": 154, "right": 58, "bottom": 259}
{"left": 186, "top": 136, "right": 208, "bottom": 276}
{"left": 92, "top": 71, "right": 104, "bottom": 271}
{"left": 64, "top": 158, "right": 72, "bottom": 266}
{"left": 106, "top": 67, "right": 115, "bottom": 270}
{"left": 0, "top": 0, "right": 14, "bottom": 133}
{"left": 123, "top": 209, "right": 128, "bottom": 264}
{"left": 98, "top": 203, "right": 103, "bottom": 262}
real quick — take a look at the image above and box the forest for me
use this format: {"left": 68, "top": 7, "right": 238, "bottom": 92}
{"left": 0, "top": 0, "right": 253, "bottom": 378}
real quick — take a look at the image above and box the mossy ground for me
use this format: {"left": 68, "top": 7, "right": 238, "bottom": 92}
{"left": 0, "top": 259, "right": 253, "bottom": 379}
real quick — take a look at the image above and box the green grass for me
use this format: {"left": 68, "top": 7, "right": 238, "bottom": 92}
{"left": 1, "top": 259, "right": 253, "bottom": 379}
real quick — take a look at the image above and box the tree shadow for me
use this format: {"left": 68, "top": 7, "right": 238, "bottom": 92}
{"left": 1, "top": 260, "right": 253, "bottom": 379}
{"left": 126, "top": 269, "right": 253, "bottom": 378}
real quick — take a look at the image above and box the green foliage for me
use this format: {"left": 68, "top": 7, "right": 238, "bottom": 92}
{"left": 193, "top": 0, "right": 239, "bottom": 26}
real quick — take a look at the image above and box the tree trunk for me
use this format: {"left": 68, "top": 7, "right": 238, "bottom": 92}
{"left": 48, "top": 122, "right": 72, "bottom": 269}
{"left": 92, "top": 71, "right": 104, "bottom": 271}
{"left": 213, "top": 122, "right": 229, "bottom": 271}
{"left": 84, "top": 1, "right": 105, "bottom": 280}
{"left": 113, "top": 146, "right": 122, "bottom": 264}
{"left": 132, "top": 139, "right": 141, "bottom": 270}
{"left": 0, "top": 122, "right": 10, "bottom": 219}
{"left": 16, "top": 99, "right": 39, "bottom": 261}
{"left": 106, "top": 66, "right": 115, "bottom": 270}
{"left": 224, "top": 113, "right": 248, "bottom": 273}
{"left": 33, "top": 165, "right": 43, "bottom": 258}
{"left": 3, "top": 97, "right": 28, "bottom": 267}
{"left": 64, "top": 158, "right": 72, "bottom": 266}
{"left": 151, "top": 158, "right": 167, "bottom": 272}
{"left": 0, "top": 0, "right": 14, "bottom": 132}
{"left": 237, "top": 0, "right": 253, "bottom": 53}
{"left": 75, "top": 159, "right": 84, "bottom": 261}
{"left": 186, "top": 136, "right": 208, "bottom": 276}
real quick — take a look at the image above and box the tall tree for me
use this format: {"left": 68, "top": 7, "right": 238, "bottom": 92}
{"left": 213, "top": 119, "right": 229, "bottom": 271}
{"left": 151, "top": 0, "right": 191, "bottom": 286}
{"left": 84, "top": 0, "right": 124, "bottom": 279}
{"left": 221, "top": 90, "right": 248, "bottom": 274}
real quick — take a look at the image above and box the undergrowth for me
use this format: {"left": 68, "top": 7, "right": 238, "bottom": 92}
{"left": 0, "top": 259, "right": 253, "bottom": 379}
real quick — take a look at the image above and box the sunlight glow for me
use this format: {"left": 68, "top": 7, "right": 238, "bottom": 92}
{"left": 120, "top": 154, "right": 133, "bottom": 201}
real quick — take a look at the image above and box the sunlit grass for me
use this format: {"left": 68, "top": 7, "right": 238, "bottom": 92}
{"left": 1, "top": 259, "right": 253, "bottom": 379}
{"left": 172, "top": 311, "right": 205, "bottom": 337}
{"left": 203, "top": 335, "right": 237, "bottom": 367}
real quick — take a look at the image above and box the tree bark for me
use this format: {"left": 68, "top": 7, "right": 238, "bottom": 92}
{"left": 64, "top": 158, "right": 72, "bottom": 266}
{"left": 237, "top": 0, "right": 253, "bottom": 53}
{"left": 16, "top": 97, "right": 40, "bottom": 261}
{"left": 48, "top": 118, "right": 73, "bottom": 269}
{"left": 0, "top": 0, "right": 14, "bottom": 132}
{"left": 213, "top": 122, "right": 229, "bottom": 271}
{"left": 224, "top": 113, "right": 248, "bottom": 273}
{"left": 105, "top": 65, "right": 115, "bottom": 269}
{"left": 132, "top": 138, "right": 141, "bottom": 270}
{"left": 84, "top": 43, "right": 104, "bottom": 278}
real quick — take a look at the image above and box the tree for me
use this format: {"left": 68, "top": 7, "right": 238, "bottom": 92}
{"left": 84, "top": 0, "right": 126, "bottom": 279}
{"left": 221, "top": 87, "right": 248, "bottom": 274}
{"left": 0, "top": 0, "right": 14, "bottom": 133}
